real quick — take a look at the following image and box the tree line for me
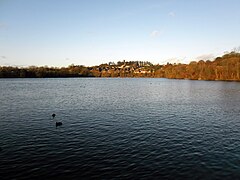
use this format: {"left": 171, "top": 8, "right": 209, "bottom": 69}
{"left": 0, "top": 65, "right": 93, "bottom": 78}
{"left": 1, "top": 52, "right": 240, "bottom": 81}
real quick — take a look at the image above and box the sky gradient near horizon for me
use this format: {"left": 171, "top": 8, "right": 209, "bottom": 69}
{"left": 0, "top": 0, "right": 240, "bottom": 67}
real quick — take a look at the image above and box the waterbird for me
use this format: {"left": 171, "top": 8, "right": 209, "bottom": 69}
{"left": 56, "top": 122, "right": 63, "bottom": 127}
{"left": 52, "top": 113, "right": 56, "bottom": 119}
{"left": 52, "top": 113, "right": 62, "bottom": 127}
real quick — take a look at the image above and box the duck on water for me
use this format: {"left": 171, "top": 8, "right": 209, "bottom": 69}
{"left": 52, "top": 113, "right": 63, "bottom": 127}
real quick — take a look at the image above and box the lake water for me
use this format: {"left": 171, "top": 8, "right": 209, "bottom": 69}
{"left": 0, "top": 78, "right": 240, "bottom": 179}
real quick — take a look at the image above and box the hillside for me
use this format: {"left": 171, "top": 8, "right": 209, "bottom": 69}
{"left": 1, "top": 52, "right": 240, "bottom": 81}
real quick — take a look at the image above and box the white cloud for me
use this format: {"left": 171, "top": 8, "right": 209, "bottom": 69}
{"left": 168, "top": 11, "right": 175, "bottom": 17}
{"left": 163, "top": 56, "right": 188, "bottom": 64}
{"left": 150, "top": 30, "right": 162, "bottom": 37}
{"left": 195, "top": 54, "right": 215, "bottom": 61}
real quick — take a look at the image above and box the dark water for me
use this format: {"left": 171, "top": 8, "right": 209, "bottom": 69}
{"left": 1, "top": 78, "right": 240, "bottom": 179}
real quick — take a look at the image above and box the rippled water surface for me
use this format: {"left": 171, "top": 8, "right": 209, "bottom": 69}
{"left": 1, "top": 78, "right": 240, "bottom": 179}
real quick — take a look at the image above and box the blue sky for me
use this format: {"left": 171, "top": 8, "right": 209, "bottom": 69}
{"left": 0, "top": 0, "right": 240, "bottom": 67}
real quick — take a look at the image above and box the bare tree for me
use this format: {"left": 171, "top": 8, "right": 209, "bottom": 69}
{"left": 232, "top": 46, "right": 240, "bottom": 53}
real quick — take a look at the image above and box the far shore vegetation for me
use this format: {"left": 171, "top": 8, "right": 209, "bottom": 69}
{"left": 1, "top": 52, "right": 240, "bottom": 81}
